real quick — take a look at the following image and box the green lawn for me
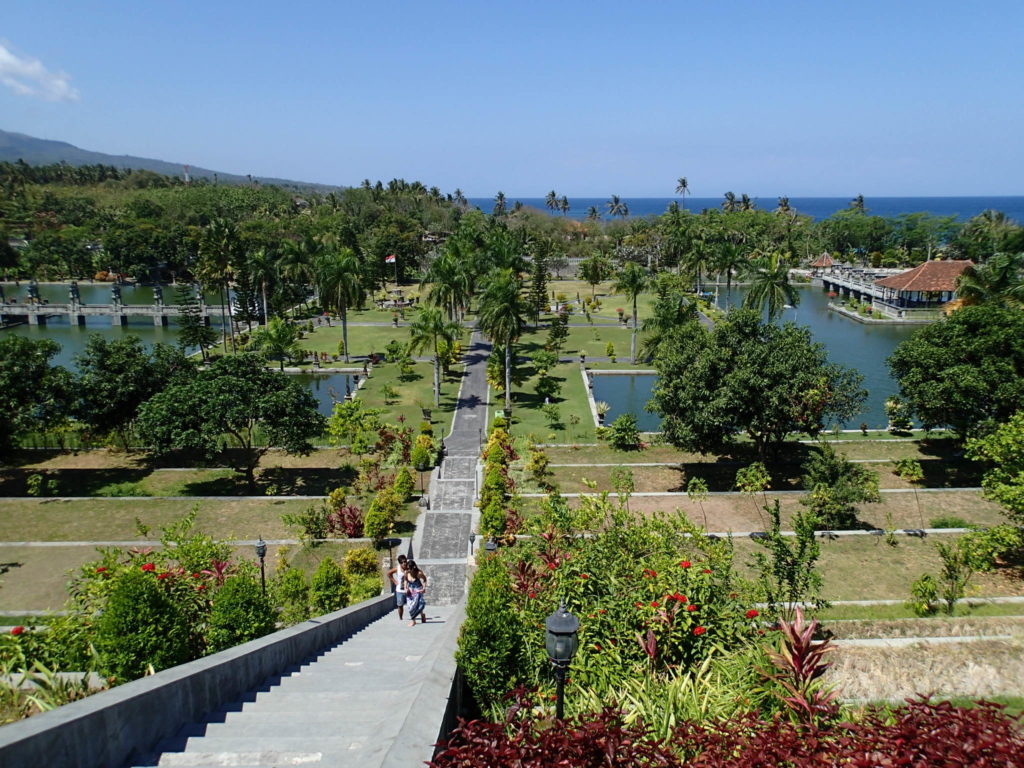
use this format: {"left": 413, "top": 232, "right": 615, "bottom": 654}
{"left": 501, "top": 363, "right": 596, "bottom": 443}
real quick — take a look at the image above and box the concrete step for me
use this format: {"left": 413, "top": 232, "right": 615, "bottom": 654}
{"left": 134, "top": 752, "right": 325, "bottom": 767}
{"left": 175, "top": 712, "right": 395, "bottom": 739}
{"left": 164, "top": 736, "right": 382, "bottom": 756}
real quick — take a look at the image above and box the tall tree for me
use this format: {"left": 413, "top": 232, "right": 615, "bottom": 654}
{"left": 423, "top": 250, "right": 471, "bottom": 321}
{"left": 316, "top": 247, "right": 364, "bottom": 362}
{"left": 722, "top": 192, "right": 738, "bottom": 213}
{"left": 197, "top": 218, "right": 240, "bottom": 353}
{"left": 586, "top": 206, "right": 601, "bottom": 221}
{"left": 544, "top": 190, "right": 558, "bottom": 214}
{"left": 612, "top": 262, "right": 651, "bottom": 363}
{"left": 408, "top": 306, "right": 462, "bottom": 407}
{"left": 606, "top": 195, "right": 629, "bottom": 219}
{"left": 137, "top": 354, "right": 324, "bottom": 490}
{"left": 742, "top": 251, "right": 799, "bottom": 321}
{"left": 526, "top": 245, "right": 550, "bottom": 326}
{"left": 493, "top": 191, "right": 508, "bottom": 217}
{"left": 578, "top": 253, "right": 612, "bottom": 297}
{"left": 675, "top": 177, "right": 690, "bottom": 209}
{"left": 956, "top": 252, "right": 1024, "bottom": 308}
{"left": 0, "top": 336, "right": 71, "bottom": 456}
{"left": 478, "top": 268, "right": 526, "bottom": 411}
{"left": 651, "top": 310, "right": 865, "bottom": 460}
{"left": 246, "top": 247, "right": 275, "bottom": 326}
{"left": 176, "top": 285, "right": 218, "bottom": 361}
{"left": 558, "top": 196, "right": 570, "bottom": 216}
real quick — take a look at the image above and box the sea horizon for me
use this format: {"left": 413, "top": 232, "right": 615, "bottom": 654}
{"left": 466, "top": 195, "right": 1024, "bottom": 223}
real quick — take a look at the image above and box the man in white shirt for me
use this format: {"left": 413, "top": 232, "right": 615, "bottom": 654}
{"left": 385, "top": 554, "right": 408, "bottom": 620}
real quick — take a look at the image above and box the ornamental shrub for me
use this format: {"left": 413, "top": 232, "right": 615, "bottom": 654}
{"left": 455, "top": 555, "right": 525, "bottom": 709}
{"left": 281, "top": 504, "right": 331, "bottom": 544}
{"left": 347, "top": 574, "right": 383, "bottom": 604}
{"left": 479, "top": 497, "right": 507, "bottom": 539}
{"left": 343, "top": 547, "right": 379, "bottom": 577}
{"left": 309, "top": 557, "right": 349, "bottom": 615}
{"left": 206, "top": 575, "right": 276, "bottom": 652}
{"left": 607, "top": 413, "right": 641, "bottom": 451}
{"left": 94, "top": 569, "right": 194, "bottom": 681}
{"left": 393, "top": 466, "right": 415, "bottom": 502}
{"left": 364, "top": 486, "right": 402, "bottom": 542}
{"left": 411, "top": 435, "right": 434, "bottom": 471}
{"left": 275, "top": 567, "right": 310, "bottom": 626}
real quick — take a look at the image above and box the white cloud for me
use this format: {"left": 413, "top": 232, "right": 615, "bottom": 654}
{"left": 0, "top": 42, "right": 78, "bottom": 101}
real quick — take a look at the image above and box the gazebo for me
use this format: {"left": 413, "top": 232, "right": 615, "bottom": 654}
{"left": 872, "top": 260, "right": 972, "bottom": 320}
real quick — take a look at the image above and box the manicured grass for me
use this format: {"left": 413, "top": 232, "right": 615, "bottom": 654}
{"left": 503, "top": 363, "right": 596, "bottom": 443}
{"left": 517, "top": 324, "right": 637, "bottom": 360}
{"left": 296, "top": 323, "right": 415, "bottom": 360}
{"left": 354, "top": 360, "right": 461, "bottom": 437}
{"left": 730, "top": 535, "right": 1024, "bottom": 601}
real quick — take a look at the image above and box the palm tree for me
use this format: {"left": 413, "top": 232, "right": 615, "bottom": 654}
{"left": 849, "top": 195, "right": 866, "bottom": 213}
{"left": 722, "top": 192, "right": 738, "bottom": 213}
{"left": 586, "top": 206, "right": 601, "bottom": 221}
{"left": 477, "top": 269, "right": 526, "bottom": 411}
{"left": 715, "top": 241, "right": 748, "bottom": 307}
{"left": 739, "top": 194, "right": 755, "bottom": 212}
{"left": 675, "top": 177, "right": 690, "bottom": 209}
{"left": 742, "top": 251, "right": 799, "bottom": 321}
{"left": 956, "top": 252, "right": 1024, "bottom": 307}
{"left": 606, "top": 195, "right": 629, "bottom": 218}
{"left": 250, "top": 317, "right": 301, "bottom": 371}
{"left": 775, "top": 196, "right": 792, "bottom": 215}
{"left": 247, "top": 247, "right": 275, "bottom": 326}
{"left": 408, "top": 306, "right": 462, "bottom": 407}
{"left": 640, "top": 290, "right": 698, "bottom": 361}
{"left": 316, "top": 247, "right": 364, "bottom": 362}
{"left": 423, "top": 250, "right": 471, "bottom": 321}
{"left": 198, "top": 218, "right": 239, "bottom": 353}
{"left": 279, "top": 235, "right": 320, "bottom": 305}
{"left": 612, "top": 262, "right": 651, "bottom": 363}
{"left": 452, "top": 188, "right": 468, "bottom": 208}
{"left": 545, "top": 190, "right": 558, "bottom": 214}
{"left": 559, "top": 196, "right": 569, "bottom": 216}
{"left": 493, "top": 191, "right": 507, "bottom": 217}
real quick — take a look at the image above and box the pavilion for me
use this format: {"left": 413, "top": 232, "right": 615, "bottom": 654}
{"left": 872, "top": 259, "right": 972, "bottom": 320}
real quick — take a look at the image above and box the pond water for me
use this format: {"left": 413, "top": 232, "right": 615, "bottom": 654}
{"left": 593, "top": 285, "right": 919, "bottom": 431}
{"left": 291, "top": 372, "right": 359, "bottom": 417}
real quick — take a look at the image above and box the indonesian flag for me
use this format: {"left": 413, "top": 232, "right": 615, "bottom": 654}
{"left": 385, "top": 254, "right": 396, "bottom": 264}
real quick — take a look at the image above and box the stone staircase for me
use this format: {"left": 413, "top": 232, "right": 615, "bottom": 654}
{"left": 131, "top": 605, "right": 460, "bottom": 767}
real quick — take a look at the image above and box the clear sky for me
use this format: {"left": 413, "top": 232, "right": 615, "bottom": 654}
{"left": 2, "top": 1, "right": 1022, "bottom": 196}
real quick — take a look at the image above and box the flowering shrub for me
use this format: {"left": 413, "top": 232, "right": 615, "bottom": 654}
{"left": 205, "top": 574, "right": 275, "bottom": 653}
{"left": 431, "top": 694, "right": 1024, "bottom": 767}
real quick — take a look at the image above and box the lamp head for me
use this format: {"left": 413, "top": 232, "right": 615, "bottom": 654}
{"left": 544, "top": 601, "right": 580, "bottom": 666}
{"left": 255, "top": 536, "right": 267, "bottom": 560}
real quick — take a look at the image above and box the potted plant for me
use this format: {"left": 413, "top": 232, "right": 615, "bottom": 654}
{"left": 595, "top": 401, "right": 610, "bottom": 425}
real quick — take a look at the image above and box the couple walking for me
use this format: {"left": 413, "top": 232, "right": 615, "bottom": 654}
{"left": 387, "top": 554, "right": 428, "bottom": 627}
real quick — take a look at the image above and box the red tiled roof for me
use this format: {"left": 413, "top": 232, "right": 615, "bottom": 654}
{"left": 874, "top": 260, "right": 973, "bottom": 292}
{"left": 810, "top": 253, "right": 835, "bottom": 268}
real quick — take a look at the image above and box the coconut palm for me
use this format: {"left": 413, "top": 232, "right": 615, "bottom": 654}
{"left": 452, "top": 188, "right": 468, "bottom": 208}
{"left": 316, "top": 248, "right": 364, "bottom": 362}
{"left": 742, "top": 251, "right": 799, "bottom": 321}
{"left": 612, "top": 262, "right": 651, "bottom": 363}
{"left": 493, "top": 191, "right": 507, "bottom": 217}
{"left": 408, "top": 306, "right": 462, "bottom": 407}
{"left": 279, "top": 235, "right": 320, "bottom": 307}
{"left": 246, "top": 247, "right": 275, "bottom": 326}
{"left": 477, "top": 268, "right": 526, "bottom": 410}
{"left": 250, "top": 316, "right": 302, "bottom": 371}
{"left": 559, "top": 196, "right": 569, "bottom": 216}
{"left": 675, "top": 177, "right": 690, "bottom": 209}
{"left": 545, "top": 190, "right": 558, "bottom": 214}
{"left": 715, "top": 241, "right": 748, "bottom": 308}
{"left": 586, "top": 206, "right": 601, "bottom": 221}
{"left": 739, "top": 194, "right": 755, "bottom": 212}
{"left": 775, "top": 196, "right": 792, "bottom": 215}
{"left": 423, "top": 250, "right": 471, "bottom": 321}
{"left": 198, "top": 218, "right": 239, "bottom": 353}
{"left": 640, "top": 290, "right": 698, "bottom": 361}
{"left": 956, "top": 252, "right": 1024, "bottom": 307}
{"left": 607, "top": 195, "right": 629, "bottom": 218}
{"left": 722, "top": 192, "right": 738, "bottom": 213}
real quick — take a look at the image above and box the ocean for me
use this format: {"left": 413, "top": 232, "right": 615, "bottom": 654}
{"left": 467, "top": 196, "right": 1024, "bottom": 223}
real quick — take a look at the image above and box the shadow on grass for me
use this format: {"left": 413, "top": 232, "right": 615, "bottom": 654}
{"left": 0, "top": 468, "right": 152, "bottom": 497}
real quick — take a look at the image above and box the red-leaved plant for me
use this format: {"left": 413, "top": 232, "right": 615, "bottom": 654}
{"left": 328, "top": 504, "right": 364, "bottom": 538}
{"left": 759, "top": 606, "right": 838, "bottom": 724}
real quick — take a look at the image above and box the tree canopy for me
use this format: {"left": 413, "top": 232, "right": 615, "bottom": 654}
{"left": 651, "top": 310, "right": 865, "bottom": 459}
{"left": 0, "top": 336, "right": 71, "bottom": 456}
{"left": 136, "top": 354, "right": 324, "bottom": 489}
{"left": 887, "top": 304, "right": 1024, "bottom": 438}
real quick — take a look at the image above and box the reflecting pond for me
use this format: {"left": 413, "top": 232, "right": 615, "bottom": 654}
{"left": 591, "top": 374, "right": 659, "bottom": 432}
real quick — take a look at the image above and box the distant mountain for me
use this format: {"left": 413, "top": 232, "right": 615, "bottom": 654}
{"left": 0, "top": 129, "right": 340, "bottom": 190}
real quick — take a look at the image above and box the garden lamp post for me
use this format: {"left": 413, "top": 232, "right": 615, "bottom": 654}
{"left": 469, "top": 532, "right": 476, "bottom": 556}
{"left": 255, "top": 536, "right": 267, "bottom": 595}
{"left": 545, "top": 601, "right": 579, "bottom": 720}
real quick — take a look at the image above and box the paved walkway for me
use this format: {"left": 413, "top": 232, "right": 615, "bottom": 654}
{"left": 126, "top": 332, "right": 490, "bottom": 767}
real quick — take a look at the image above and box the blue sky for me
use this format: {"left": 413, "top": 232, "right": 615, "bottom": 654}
{"left": 2, "top": 1, "right": 1022, "bottom": 196}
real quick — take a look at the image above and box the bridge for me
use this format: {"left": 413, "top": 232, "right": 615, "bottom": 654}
{"left": 815, "top": 266, "right": 899, "bottom": 303}
{"left": 0, "top": 302, "right": 232, "bottom": 327}
{"left": 0, "top": 332, "right": 490, "bottom": 768}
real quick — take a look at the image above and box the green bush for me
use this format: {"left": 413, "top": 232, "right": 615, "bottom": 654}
{"left": 206, "top": 575, "right": 276, "bottom": 652}
{"left": 419, "top": 420, "right": 433, "bottom": 436}
{"left": 930, "top": 515, "right": 970, "bottom": 529}
{"left": 364, "top": 486, "right": 402, "bottom": 542}
{"left": 479, "top": 497, "right": 507, "bottom": 538}
{"left": 94, "top": 569, "right": 194, "bottom": 681}
{"left": 607, "top": 413, "right": 641, "bottom": 451}
{"left": 411, "top": 437, "right": 433, "bottom": 472}
{"left": 908, "top": 573, "right": 939, "bottom": 616}
{"left": 343, "top": 547, "right": 379, "bottom": 577}
{"left": 393, "top": 466, "right": 415, "bottom": 502}
{"left": 456, "top": 555, "right": 525, "bottom": 708}
{"left": 347, "top": 574, "right": 383, "bottom": 604}
{"left": 281, "top": 504, "right": 330, "bottom": 544}
{"left": 310, "top": 557, "right": 349, "bottom": 615}
{"left": 491, "top": 416, "right": 508, "bottom": 431}
{"left": 275, "top": 568, "right": 310, "bottom": 626}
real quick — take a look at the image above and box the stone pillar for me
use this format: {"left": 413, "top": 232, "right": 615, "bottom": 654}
{"left": 28, "top": 312, "right": 41, "bottom": 326}
{"left": 113, "top": 313, "right": 127, "bottom": 327}
{"left": 154, "top": 314, "right": 168, "bottom": 327}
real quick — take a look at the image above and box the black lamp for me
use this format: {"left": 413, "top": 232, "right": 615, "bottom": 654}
{"left": 544, "top": 601, "right": 580, "bottom": 720}
{"left": 254, "top": 536, "right": 267, "bottom": 595}
{"left": 469, "top": 532, "right": 476, "bottom": 555}
{"left": 484, "top": 538, "right": 497, "bottom": 555}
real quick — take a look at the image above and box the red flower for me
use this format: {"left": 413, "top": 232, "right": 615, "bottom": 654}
{"left": 95, "top": 567, "right": 107, "bottom": 574}
{"left": 672, "top": 592, "right": 687, "bottom": 603}
{"left": 746, "top": 609, "right": 760, "bottom": 619}
{"left": 549, "top": 694, "right": 557, "bottom": 701}
{"left": 196, "top": 584, "right": 206, "bottom": 591}
{"left": 680, "top": 560, "right": 691, "bottom": 569}
{"left": 686, "top": 604, "right": 697, "bottom": 612}
{"left": 141, "top": 563, "right": 155, "bottom": 572}
{"left": 528, "top": 591, "right": 537, "bottom": 599}
{"left": 192, "top": 573, "right": 202, "bottom": 579}
{"left": 157, "top": 572, "right": 170, "bottom": 580}
{"left": 703, "top": 568, "right": 712, "bottom": 574}
{"left": 579, "top": 573, "right": 589, "bottom": 579}
{"left": 547, "top": 562, "right": 557, "bottom": 571}
{"left": 757, "top": 629, "right": 766, "bottom": 636}
{"left": 11, "top": 626, "right": 24, "bottom": 636}
{"left": 693, "top": 626, "right": 706, "bottom": 636}
{"left": 599, "top": 609, "right": 607, "bottom": 615}
{"left": 634, "top": 601, "right": 644, "bottom": 609}
{"left": 650, "top": 600, "right": 659, "bottom": 608}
